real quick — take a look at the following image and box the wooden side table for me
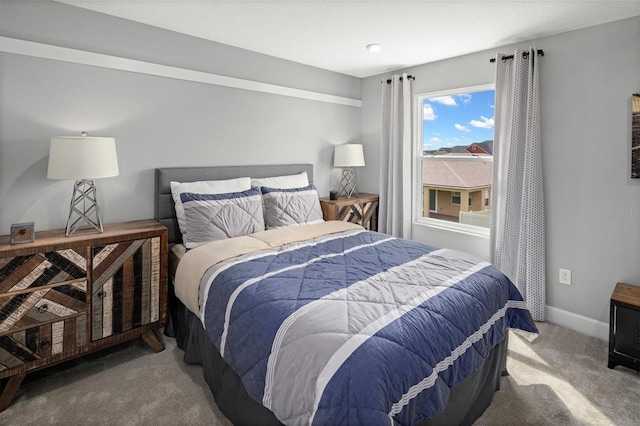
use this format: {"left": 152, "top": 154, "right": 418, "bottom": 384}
{"left": 320, "top": 193, "right": 379, "bottom": 231}
{"left": 608, "top": 282, "right": 640, "bottom": 371}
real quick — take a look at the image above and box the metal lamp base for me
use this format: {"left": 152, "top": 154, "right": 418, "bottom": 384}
{"left": 65, "top": 180, "right": 104, "bottom": 236}
{"left": 338, "top": 168, "right": 359, "bottom": 198}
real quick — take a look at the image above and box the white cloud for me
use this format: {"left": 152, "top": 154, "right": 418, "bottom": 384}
{"left": 470, "top": 115, "right": 494, "bottom": 129}
{"left": 459, "top": 94, "right": 472, "bottom": 104}
{"left": 430, "top": 137, "right": 442, "bottom": 144}
{"left": 455, "top": 123, "right": 471, "bottom": 133}
{"left": 431, "top": 96, "right": 457, "bottom": 106}
{"left": 423, "top": 103, "right": 437, "bottom": 120}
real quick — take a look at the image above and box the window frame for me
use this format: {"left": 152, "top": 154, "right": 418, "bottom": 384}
{"left": 451, "top": 192, "right": 461, "bottom": 205}
{"left": 412, "top": 83, "right": 495, "bottom": 237}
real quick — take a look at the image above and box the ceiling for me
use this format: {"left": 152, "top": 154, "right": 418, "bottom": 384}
{"left": 56, "top": 0, "right": 640, "bottom": 78}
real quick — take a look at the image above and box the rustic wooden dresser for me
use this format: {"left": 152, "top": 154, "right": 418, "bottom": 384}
{"left": 0, "top": 219, "right": 168, "bottom": 410}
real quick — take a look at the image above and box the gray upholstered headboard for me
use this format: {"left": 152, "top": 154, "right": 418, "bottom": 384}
{"left": 154, "top": 164, "right": 314, "bottom": 245}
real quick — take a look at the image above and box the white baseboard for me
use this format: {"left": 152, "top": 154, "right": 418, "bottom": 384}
{"left": 546, "top": 305, "right": 609, "bottom": 341}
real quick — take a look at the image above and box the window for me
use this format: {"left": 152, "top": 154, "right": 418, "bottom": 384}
{"left": 451, "top": 192, "right": 461, "bottom": 205}
{"left": 414, "top": 85, "right": 494, "bottom": 232}
{"left": 429, "top": 189, "right": 437, "bottom": 212}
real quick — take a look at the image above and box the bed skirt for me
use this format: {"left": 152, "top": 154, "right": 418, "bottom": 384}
{"left": 165, "top": 294, "right": 508, "bottom": 426}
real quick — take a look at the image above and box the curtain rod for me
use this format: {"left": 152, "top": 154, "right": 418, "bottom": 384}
{"left": 384, "top": 75, "right": 415, "bottom": 84}
{"left": 489, "top": 49, "right": 544, "bottom": 63}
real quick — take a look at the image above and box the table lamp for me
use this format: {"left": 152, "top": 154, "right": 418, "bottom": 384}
{"left": 47, "top": 132, "right": 119, "bottom": 236}
{"left": 334, "top": 143, "right": 365, "bottom": 198}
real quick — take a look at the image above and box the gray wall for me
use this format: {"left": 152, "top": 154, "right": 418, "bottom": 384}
{"left": 0, "top": 0, "right": 361, "bottom": 232}
{"left": 360, "top": 16, "right": 640, "bottom": 326}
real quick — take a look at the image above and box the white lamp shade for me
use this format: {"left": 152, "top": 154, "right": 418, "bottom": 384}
{"left": 48, "top": 136, "right": 119, "bottom": 180}
{"left": 334, "top": 143, "right": 365, "bottom": 167}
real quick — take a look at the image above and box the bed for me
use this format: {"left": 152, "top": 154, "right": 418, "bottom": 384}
{"left": 154, "top": 164, "right": 537, "bottom": 426}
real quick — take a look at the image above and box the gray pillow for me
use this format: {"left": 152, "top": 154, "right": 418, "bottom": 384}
{"left": 170, "top": 177, "right": 251, "bottom": 238}
{"left": 261, "top": 184, "right": 324, "bottom": 229}
{"left": 181, "top": 188, "right": 264, "bottom": 249}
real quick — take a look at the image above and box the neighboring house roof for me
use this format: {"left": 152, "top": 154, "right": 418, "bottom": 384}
{"left": 450, "top": 145, "right": 469, "bottom": 153}
{"left": 433, "top": 147, "right": 451, "bottom": 154}
{"left": 435, "top": 145, "right": 466, "bottom": 154}
{"left": 468, "top": 140, "right": 493, "bottom": 155}
{"left": 431, "top": 140, "right": 493, "bottom": 156}
{"left": 423, "top": 159, "right": 493, "bottom": 190}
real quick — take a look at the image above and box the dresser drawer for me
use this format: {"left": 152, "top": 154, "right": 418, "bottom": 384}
{"left": 0, "top": 281, "right": 88, "bottom": 335}
{"left": 0, "top": 314, "right": 88, "bottom": 373}
{"left": 0, "top": 248, "right": 88, "bottom": 294}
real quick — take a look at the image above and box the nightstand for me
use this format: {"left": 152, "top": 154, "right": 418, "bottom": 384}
{"left": 608, "top": 282, "right": 640, "bottom": 371}
{"left": 320, "top": 193, "right": 379, "bottom": 231}
{"left": 0, "top": 219, "right": 168, "bottom": 410}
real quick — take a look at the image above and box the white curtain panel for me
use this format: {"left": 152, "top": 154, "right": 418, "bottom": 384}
{"left": 380, "top": 73, "right": 412, "bottom": 238}
{"left": 490, "top": 47, "right": 546, "bottom": 321}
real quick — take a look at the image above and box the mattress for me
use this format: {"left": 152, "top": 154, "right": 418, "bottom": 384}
{"left": 172, "top": 221, "right": 537, "bottom": 425}
{"left": 169, "top": 243, "right": 186, "bottom": 283}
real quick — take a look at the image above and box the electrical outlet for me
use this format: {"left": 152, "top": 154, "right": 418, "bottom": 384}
{"left": 559, "top": 268, "right": 572, "bottom": 285}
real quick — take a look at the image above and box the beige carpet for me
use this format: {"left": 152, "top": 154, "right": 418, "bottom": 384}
{"left": 0, "top": 322, "right": 638, "bottom": 425}
{"left": 0, "top": 335, "right": 233, "bottom": 426}
{"left": 476, "top": 322, "right": 639, "bottom": 425}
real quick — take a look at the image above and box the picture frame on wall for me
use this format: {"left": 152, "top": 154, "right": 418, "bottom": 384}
{"left": 632, "top": 93, "right": 640, "bottom": 178}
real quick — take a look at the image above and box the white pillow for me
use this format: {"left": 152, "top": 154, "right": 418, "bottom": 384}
{"left": 251, "top": 171, "right": 309, "bottom": 189}
{"left": 170, "top": 177, "right": 251, "bottom": 237}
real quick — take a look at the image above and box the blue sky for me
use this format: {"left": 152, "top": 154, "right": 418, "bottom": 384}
{"left": 422, "top": 89, "right": 495, "bottom": 151}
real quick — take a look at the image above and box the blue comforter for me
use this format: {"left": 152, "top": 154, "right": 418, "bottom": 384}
{"left": 198, "top": 228, "right": 537, "bottom": 425}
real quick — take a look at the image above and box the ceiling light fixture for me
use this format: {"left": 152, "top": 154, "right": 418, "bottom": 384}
{"left": 366, "top": 43, "right": 381, "bottom": 53}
